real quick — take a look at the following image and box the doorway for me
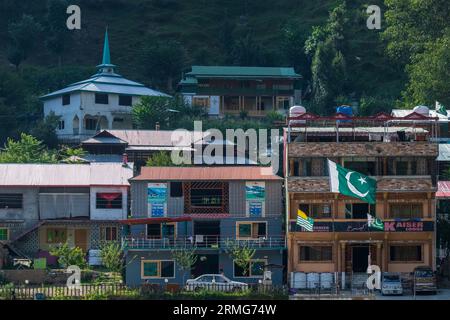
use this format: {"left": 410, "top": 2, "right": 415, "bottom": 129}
{"left": 192, "top": 254, "right": 219, "bottom": 278}
{"left": 74, "top": 229, "right": 88, "bottom": 252}
{"left": 352, "top": 246, "right": 369, "bottom": 272}
{"left": 193, "top": 221, "right": 220, "bottom": 247}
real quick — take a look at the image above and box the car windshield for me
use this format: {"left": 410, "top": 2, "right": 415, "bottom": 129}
{"left": 415, "top": 270, "right": 433, "bottom": 277}
{"left": 383, "top": 275, "right": 400, "bottom": 282}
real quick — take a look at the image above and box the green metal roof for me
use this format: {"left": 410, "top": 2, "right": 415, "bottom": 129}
{"left": 186, "top": 66, "right": 301, "bottom": 79}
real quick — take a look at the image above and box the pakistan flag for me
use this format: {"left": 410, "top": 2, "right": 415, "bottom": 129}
{"left": 328, "top": 160, "right": 377, "bottom": 204}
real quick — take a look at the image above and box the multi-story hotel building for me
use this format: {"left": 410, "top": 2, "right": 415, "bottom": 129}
{"left": 284, "top": 111, "right": 439, "bottom": 287}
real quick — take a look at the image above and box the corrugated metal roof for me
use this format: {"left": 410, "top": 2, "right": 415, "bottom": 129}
{"left": 186, "top": 66, "right": 301, "bottom": 79}
{"left": 438, "top": 144, "right": 450, "bottom": 161}
{"left": 437, "top": 181, "right": 450, "bottom": 198}
{"left": 392, "top": 109, "right": 449, "bottom": 121}
{"left": 40, "top": 73, "right": 170, "bottom": 99}
{"left": 132, "top": 166, "right": 281, "bottom": 181}
{"left": 0, "top": 163, "right": 133, "bottom": 187}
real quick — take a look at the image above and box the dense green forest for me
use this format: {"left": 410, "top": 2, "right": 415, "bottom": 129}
{"left": 0, "top": 0, "right": 449, "bottom": 145}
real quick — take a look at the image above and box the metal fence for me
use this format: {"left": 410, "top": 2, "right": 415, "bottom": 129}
{"left": 0, "top": 284, "right": 128, "bottom": 300}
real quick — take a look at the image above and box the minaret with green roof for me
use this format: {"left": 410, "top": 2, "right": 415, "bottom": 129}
{"left": 96, "top": 28, "right": 117, "bottom": 75}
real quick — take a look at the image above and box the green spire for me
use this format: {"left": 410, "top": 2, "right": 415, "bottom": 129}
{"left": 102, "top": 28, "right": 111, "bottom": 65}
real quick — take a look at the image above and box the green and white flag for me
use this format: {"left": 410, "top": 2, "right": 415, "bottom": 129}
{"left": 328, "top": 159, "right": 377, "bottom": 204}
{"left": 367, "top": 213, "right": 384, "bottom": 231}
{"left": 436, "top": 101, "right": 447, "bottom": 116}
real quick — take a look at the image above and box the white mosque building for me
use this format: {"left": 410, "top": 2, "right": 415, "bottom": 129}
{"left": 41, "top": 30, "right": 169, "bottom": 143}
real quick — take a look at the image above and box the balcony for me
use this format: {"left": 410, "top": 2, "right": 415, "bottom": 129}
{"left": 122, "top": 235, "right": 285, "bottom": 250}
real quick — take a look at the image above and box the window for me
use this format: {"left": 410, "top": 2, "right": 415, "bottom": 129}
{"left": 276, "top": 97, "right": 290, "bottom": 110}
{"left": 190, "top": 188, "right": 222, "bottom": 207}
{"left": 95, "top": 93, "right": 109, "bottom": 104}
{"left": 296, "top": 203, "right": 331, "bottom": 219}
{"left": 390, "top": 203, "right": 422, "bottom": 219}
{"left": 58, "top": 120, "right": 65, "bottom": 130}
{"left": 100, "top": 226, "right": 118, "bottom": 241}
{"left": 96, "top": 193, "right": 122, "bottom": 209}
{"left": 237, "top": 222, "right": 267, "bottom": 239}
{"left": 345, "top": 203, "right": 375, "bottom": 219}
{"left": 390, "top": 245, "right": 422, "bottom": 262}
{"left": 141, "top": 260, "right": 175, "bottom": 278}
{"left": 0, "top": 194, "right": 23, "bottom": 209}
{"left": 118, "top": 95, "right": 132, "bottom": 106}
{"left": 388, "top": 158, "right": 419, "bottom": 175}
{"left": 85, "top": 118, "right": 97, "bottom": 131}
{"left": 146, "top": 223, "right": 176, "bottom": 239}
{"left": 0, "top": 228, "right": 8, "bottom": 241}
{"left": 192, "top": 97, "right": 209, "bottom": 108}
{"left": 46, "top": 228, "right": 67, "bottom": 244}
{"left": 170, "top": 182, "right": 183, "bottom": 198}
{"left": 344, "top": 159, "right": 376, "bottom": 176}
{"left": 62, "top": 94, "right": 70, "bottom": 105}
{"left": 234, "top": 260, "right": 266, "bottom": 277}
{"left": 299, "top": 246, "right": 333, "bottom": 262}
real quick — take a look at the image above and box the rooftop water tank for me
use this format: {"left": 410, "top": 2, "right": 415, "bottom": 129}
{"left": 289, "top": 105, "right": 306, "bottom": 125}
{"left": 336, "top": 105, "right": 353, "bottom": 123}
{"left": 413, "top": 105, "right": 430, "bottom": 116}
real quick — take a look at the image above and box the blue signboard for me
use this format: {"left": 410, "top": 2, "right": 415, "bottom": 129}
{"left": 249, "top": 201, "right": 263, "bottom": 217}
{"left": 151, "top": 202, "right": 165, "bottom": 217}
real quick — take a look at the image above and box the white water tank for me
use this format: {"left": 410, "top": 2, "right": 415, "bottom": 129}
{"left": 413, "top": 105, "right": 430, "bottom": 116}
{"left": 290, "top": 272, "right": 307, "bottom": 289}
{"left": 307, "top": 272, "right": 320, "bottom": 289}
{"left": 289, "top": 106, "right": 307, "bottom": 125}
{"left": 320, "top": 273, "right": 333, "bottom": 289}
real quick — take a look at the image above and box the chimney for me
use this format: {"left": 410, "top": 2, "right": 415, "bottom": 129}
{"left": 122, "top": 153, "right": 128, "bottom": 167}
{"left": 155, "top": 122, "right": 160, "bottom": 131}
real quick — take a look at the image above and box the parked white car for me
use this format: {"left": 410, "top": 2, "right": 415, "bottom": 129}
{"left": 381, "top": 272, "right": 403, "bottom": 296}
{"left": 185, "top": 274, "right": 249, "bottom": 292}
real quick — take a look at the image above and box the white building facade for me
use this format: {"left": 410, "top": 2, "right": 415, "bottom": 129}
{"left": 41, "top": 30, "right": 169, "bottom": 143}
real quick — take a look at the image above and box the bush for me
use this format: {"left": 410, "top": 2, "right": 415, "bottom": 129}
{"left": 0, "top": 283, "right": 15, "bottom": 300}
{"left": 49, "top": 243, "right": 87, "bottom": 269}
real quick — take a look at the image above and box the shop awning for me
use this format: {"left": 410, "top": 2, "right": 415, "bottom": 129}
{"left": 119, "top": 217, "right": 192, "bottom": 225}
{"left": 437, "top": 181, "right": 450, "bottom": 198}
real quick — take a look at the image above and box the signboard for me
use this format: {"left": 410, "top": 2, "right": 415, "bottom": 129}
{"left": 291, "top": 220, "right": 434, "bottom": 232}
{"left": 245, "top": 182, "right": 265, "bottom": 200}
{"left": 148, "top": 183, "right": 167, "bottom": 202}
{"left": 248, "top": 201, "right": 263, "bottom": 217}
{"left": 148, "top": 183, "right": 167, "bottom": 217}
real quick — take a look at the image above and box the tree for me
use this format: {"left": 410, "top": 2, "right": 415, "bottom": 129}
{"left": 29, "top": 112, "right": 60, "bottom": 149}
{"left": 146, "top": 151, "right": 175, "bottom": 167}
{"left": 383, "top": 0, "right": 450, "bottom": 65}
{"left": 171, "top": 246, "right": 197, "bottom": 285}
{"left": 140, "top": 39, "right": 187, "bottom": 92}
{"left": 45, "top": 0, "right": 70, "bottom": 67}
{"left": 402, "top": 32, "right": 450, "bottom": 107}
{"left": 60, "top": 146, "right": 87, "bottom": 163}
{"left": 225, "top": 240, "right": 255, "bottom": 276}
{"left": 49, "top": 243, "right": 87, "bottom": 269}
{"left": 100, "top": 242, "right": 124, "bottom": 274}
{"left": 0, "top": 133, "right": 57, "bottom": 163}
{"left": 132, "top": 96, "right": 173, "bottom": 129}
{"left": 7, "top": 14, "right": 42, "bottom": 69}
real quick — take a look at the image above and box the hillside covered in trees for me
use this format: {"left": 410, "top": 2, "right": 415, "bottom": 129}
{"left": 1, "top": 0, "right": 449, "bottom": 145}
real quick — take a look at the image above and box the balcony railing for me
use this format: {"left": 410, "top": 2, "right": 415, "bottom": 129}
{"left": 122, "top": 235, "right": 286, "bottom": 250}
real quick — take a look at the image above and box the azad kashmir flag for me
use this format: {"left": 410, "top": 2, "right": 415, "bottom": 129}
{"left": 328, "top": 160, "right": 376, "bottom": 204}
{"left": 297, "top": 209, "right": 314, "bottom": 232}
{"left": 367, "top": 213, "right": 384, "bottom": 231}
{"left": 436, "top": 101, "right": 447, "bottom": 116}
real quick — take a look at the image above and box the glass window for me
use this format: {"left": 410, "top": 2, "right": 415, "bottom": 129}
{"left": 118, "top": 95, "right": 132, "bottom": 106}
{"left": 190, "top": 188, "right": 222, "bottom": 207}
{"left": 345, "top": 203, "right": 375, "bottom": 219}
{"left": 62, "top": 94, "right": 70, "bottom": 105}
{"left": 146, "top": 224, "right": 161, "bottom": 239}
{"left": 160, "top": 261, "right": 175, "bottom": 278}
{"left": 390, "top": 246, "right": 422, "bottom": 262}
{"left": 100, "top": 227, "right": 118, "bottom": 241}
{"left": 344, "top": 160, "right": 376, "bottom": 176}
{"left": 58, "top": 120, "right": 65, "bottom": 130}
{"left": 142, "top": 261, "right": 158, "bottom": 277}
{"left": 0, "top": 194, "right": 23, "bottom": 209}
{"left": 237, "top": 222, "right": 267, "bottom": 238}
{"left": 95, "top": 93, "right": 109, "bottom": 104}
{"left": 198, "top": 275, "right": 214, "bottom": 282}
{"left": 46, "top": 228, "right": 67, "bottom": 244}
{"left": 238, "top": 223, "right": 251, "bottom": 238}
{"left": 0, "top": 228, "right": 8, "bottom": 241}
{"left": 85, "top": 118, "right": 97, "bottom": 131}
{"left": 390, "top": 204, "right": 423, "bottom": 219}
{"left": 170, "top": 182, "right": 183, "bottom": 198}
{"left": 234, "top": 260, "right": 266, "bottom": 277}
{"left": 214, "top": 275, "right": 228, "bottom": 283}
{"left": 96, "top": 193, "right": 122, "bottom": 209}
{"left": 299, "top": 246, "right": 333, "bottom": 261}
